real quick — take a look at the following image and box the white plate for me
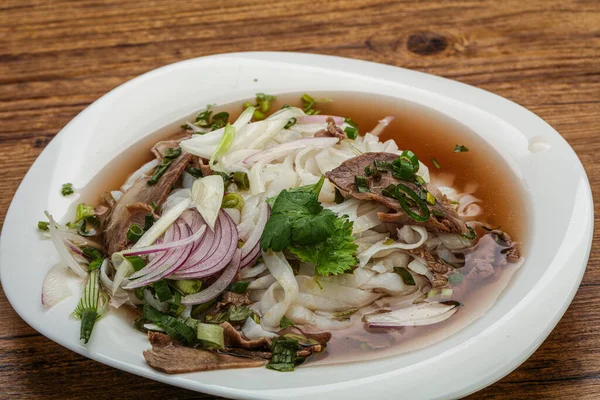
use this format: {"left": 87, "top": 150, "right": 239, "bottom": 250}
{"left": 0, "top": 52, "right": 593, "bottom": 400}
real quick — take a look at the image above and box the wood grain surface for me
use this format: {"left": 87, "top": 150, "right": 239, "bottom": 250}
{"left": 1, "top": 0, "right": 599, "bottom": 398}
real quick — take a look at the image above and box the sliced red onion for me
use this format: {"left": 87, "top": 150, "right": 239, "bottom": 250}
{"left": 242, "top": 137, "right": 339, "bottom": 166}
{"left": 171, "top": 211, "right": 238, "bottom": 279}
{"left": 181, "top": 250, "right": 241, "bottom": 305}
{"left": 296, "top": 115, "right": 344, "bottom": 125}
{"left": 64, "top": 240, "right": 86, "bottom": 258}
{"left": 41, "top": 264, "right": 73, "bottom": 308}
{"left": 176, "top": 212, "right": 223, "bottom": 272}
{"left": 128, "top": 222, "right": 182, "bottom": 280}
{"left": 240, "top": 242, "right": 261, "bottom": 270}
{"left": 369, "top": 116, "right": 395, "bottom": 137}
{"left": 121, "top": 221, "right": 204, "bottom": 257}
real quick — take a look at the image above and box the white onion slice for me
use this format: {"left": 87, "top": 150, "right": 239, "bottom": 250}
{"left": 369, "top": 116, "right": 395, "bottom": 136}
{"left": 241, "top": 317, "right": 278, "bottom": 339}
{"left": 364, "top": 302, "right": 458, "bottom": 327}
{"left": 41, "top": 264, "right": 73, "bottom": 308}
{"left": 191, "top": 175, "right": 224, "bottom": 230}
{"left": 242, "top": 137, "right": 339, "bottom": 166}
{"left": 45, "top": 212, "right": 87, "bottom": 278}
{"left": 133, "top": 197, "right": 191, "bottom": 249}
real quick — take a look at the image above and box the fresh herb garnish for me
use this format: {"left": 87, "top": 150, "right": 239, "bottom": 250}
{"left": 61, "top": 183, "right": 74, "bottom": 196}
{"left": 461, "top": 225, "right": 477, "bottom": 239}
{"left": 280, "top": 315, "right": 295, "bottom": 329}
{"left": 354, "top": 175, "right": 370, "bottom": 193}
{"left": 191, "top": 105, "right": 230, "bottom": 132}
{"left": 126, "top": 255, "right": 146, "bottom": 272}
{"left": 38, "top": 221, "right": 49, "bottom": 231}
{"left": 392, "top": 150, "right": 420, "bottom": 180}
{"left": 186, "top": 167, "right": 203, "bottom": 178}
{"left": 127, "top": 223, "right": 144, "bottom": 243}
{"left": 71, "top": 270, "right": 106, "bottom": 344}
{"left": 172, "top": 279, "right": 203, "bottom": 295}
{"left": 244, "top": 93, "right": 276, "bottom": 120}
{"left": 76, "top": 204, "right": 95, "bottom": 222}
{"left": 334, "top": 188, "right": 345, "bottom": 204}
{"left": 143, "top": 304, "right": 198, "bottom": 345}
{"left": 227, "top": 281, "right": 250, "bottom": 294}
{"left": 301, "top": 93, "right": 331, "bottom": 115}
{"left": 267, "top": 336, "right": 304, "bottom": 372}
{"left": 78, "top": 215, "right": 100, "bottom": 237}
{"left": 152, "top": 280, "right": 173, "bottom": 302}
{"left": 222, "top": 193, "right": 245, "bottom": 210}
{"left": 394, "top": 267, "right": 416, "bottom": 285}
{"left": 284, "top": 117, "right": 297, "bottom": 129}
{"left": 213, "top": 171, "right": 232, "bottom": 185}
{"left": 454, "top": 144, "right": 469, "bottom": 153}
{"left": 261, "top": 176, "right": 358, "bottom": 276}
{"left": 431, "top": 157, "right": 441, "bottom": 169}
{"left": 344, "top": 126, "right": 358, "bottom": 139}
{"left": 148, "top": 147, "right": 181, "bottom": 185}
{"left": 232, "top": 171, "right": 250, "bottom": 190}
{"left": 144, "top": 214, "right": 155, "bottom": 231}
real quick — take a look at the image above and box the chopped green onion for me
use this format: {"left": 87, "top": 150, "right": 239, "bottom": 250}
{"left": 71, "top": 269, "right": 106, "bottom": 344}
{"left": 394, "top": 267, "right": 416, "bottom": 285}
{"left": 213, "top": 171, "right": 232, "bottom": 184}
{"left": 127, "top": 223, "right": 144, "bottom": 243}
{"left": 172, "top": 279, "right": 203, "bottom": 295}
{"left": 78, "top": 215, "right": 100, "bottom": 237}
{"left": 186, "top": 167, "right": 203, "bottom": 178}
{"left": 426, "top": 192, "right": 436, "bottom": 205}
{"left": 191, "top": 299, "right": 216, "bottom": 319}
{"left": 461, "top": 226, "right": 477, "bottom": 239}
{"left": 76, "top": 204, "right": 95, "bottom": 221}
{"left": 253, "top": 109, "right": 266, "bottom": 120}
{"left": 61, "top": 183, "right": 74, "bottom": 196}
{"left": 255, "top": 93, "right": 276, "bottom": 113}
{"left": 414, "top": 175, "right": 425, "bottom": 186}
{"left": 344, "top": 126, "right": 358, "bottom": 139}
{"left": 333, "top": 308, "right": 359, "bottom": 318}
{"left": 373, "top": 160, "right": 392, "bottom": 172}
{"left": 151, "top": 201, "right": 159, "bottom": 212}
{"left": 163, "top": 147, "right": 182, "bottom": 159}
{"left": 168, "top": 291, "right": 184, "bottom": 316}
{"left": 209, "top": 123, "right": 236, "bottom": 168}
{"left": 334, "top": 188, "right": 345, "bottom": 204}
{"left": 364, "top": 165, "right": 381, "bottom": 180}
{"left": 284, "top": 117, "right": 297, "bottom": 129}
{"left": 395, "top": 184, "right": 430, "bottom": 222}
{"left": 232, "top": 171, "right": 250, "bottom": 190}
{"left": 152, "top": 280, "right": 173, "bottom": 302}
{"left": 82, "top": 247, "right": 103, "bottom": 260}
{"left": 211, "top": 112, "right": 230, "bottom": 130}
{"left": 301, "top": 93, "right": 328, "bottom": 115}
{"left": 125, "top": 255, "right": 146, "bottom": 271}
{"left": 38, "top": 221, "right": 49, "bottom": 231}
{"left": 242, "top": 101, "right": 253, "bottom": 109}
{"left": 143, "top": 304, "right": 197, "bottom": 345}
{"left": 134, "top": 288, "right": 145, "bottom": 301}
{"left": 185, "top": 318, "right": 225, "bottom": 350}
{"left": 87, "top": 258, "right": 103, "bottom": 272}
{"left": 221, "top": 193, "right": 245, "bottom": 210}
{"left": 195, "top": 105, "right": 214, "bottom": 126}
{"left": 454, "top": 144, "right": 469, "bottom": 153}
{"left": 431, "top": 157, "right": 441, "bottom": 169}
{"left": 148, "top": 157, "right": 173, "bottom": 185}
{"left": 344, "top": 117, "right": 358, "bottom": 128}
{"left": 227, "top": 281, "right": 250, "bottom": 294}
{"left": 267, "top": 336, "right": 302, "bottom": 372}
{"left": 280, "top": 315, "right": 295, "bottom": 329}
{"left": 381, "top": 184, "right": 397, "bottom": 198}
{"left": 144, "top": 214, "right": 155, "bottom": 231}
{"left": 354, "top": 175, "right": 370, "bottom": 193}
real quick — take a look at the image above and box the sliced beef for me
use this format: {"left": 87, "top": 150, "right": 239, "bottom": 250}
{"left": 143, "top": 332, "right": 267, "bottom": 374}
{"left": 220, "top": 322, "right": 272, "bottom": 349}
{"left": 104, "top": 151, "right": 192, "bottom": 255}
{"left": 490, "top": 229, "right": 520, "bottom": 262}
{"left": 314, "top": 117, "right": 346, "bottom": 141}
{"left": 216, "top": 291, "right": 253, "bottom": 311}
{"left": 325, "top": 152, "right": 467, "bottom": 234}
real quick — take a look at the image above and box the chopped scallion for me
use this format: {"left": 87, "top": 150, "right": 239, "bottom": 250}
{"left": 431, "top": 157, "right": 441, "bottom": 169}
{"left": 127, "top": 223, "right": 144, "bottom": 243}
{"left": 221, "top": 193, "right": 245, "bottom": 210}
{"left": 38, "top": 221, "right": 49, "bottom": 231}
{"left": 454, "top": 144, "right": 469, "bottom": 153}
{"left": 232, "top": 171, "right": 250, "bottom": 190}
{"left": 354, "top": 175, "right": 370, "bottom": 193}
{"left": 61, "top": 183, "right": 74, "bottom": 196}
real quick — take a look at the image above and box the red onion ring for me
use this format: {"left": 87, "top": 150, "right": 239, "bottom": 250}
{"left": 181, "top": 250, "right": 241, "bottom": 305}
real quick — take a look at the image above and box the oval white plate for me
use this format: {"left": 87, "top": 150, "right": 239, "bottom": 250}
{"left": 0, "top": 52, "right": 593, "bottom": 400}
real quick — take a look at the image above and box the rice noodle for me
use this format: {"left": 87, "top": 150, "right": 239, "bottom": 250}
{"left": 259, "top": 251, "right": 299, "bottom": 331}
{"left": 358, "top": 226, "right": 428, "bottom": 267}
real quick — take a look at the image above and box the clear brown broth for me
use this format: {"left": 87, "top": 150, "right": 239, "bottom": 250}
{"left": 84, "top": 91, "right": 529, "bottom": 365}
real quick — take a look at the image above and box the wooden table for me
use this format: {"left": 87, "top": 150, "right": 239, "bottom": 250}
{"left": 1, "top": 0, "right": 598, "bottom": 398}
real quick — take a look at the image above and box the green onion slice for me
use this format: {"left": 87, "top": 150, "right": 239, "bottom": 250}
{"left": 127, "top": 223, "right": 144, "bottom": 243}
{"left": 395, "top": 184, "right": 430, "bottom": 222}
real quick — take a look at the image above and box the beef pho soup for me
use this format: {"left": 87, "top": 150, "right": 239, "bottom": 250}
{"left": 41, "top": 92, "right": 528, "bottom": 373}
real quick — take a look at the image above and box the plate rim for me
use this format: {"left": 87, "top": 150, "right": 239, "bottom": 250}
{"left": 0, "top": 51, "right": 594, "bottom": 400}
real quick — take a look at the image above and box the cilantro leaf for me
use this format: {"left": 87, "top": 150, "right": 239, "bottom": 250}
{"left": 260, "top": 214, "right": 293, "bottom": 252}
{"left": 288, "top": 216, "right": 358, "bottom": 276}
{"left": 291, "top": 210, "right": 336, "bottom": 245}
